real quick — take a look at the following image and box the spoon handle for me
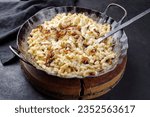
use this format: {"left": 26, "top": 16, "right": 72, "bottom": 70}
{"left": 97, "top": 8, "right": 150, "bottom": 43}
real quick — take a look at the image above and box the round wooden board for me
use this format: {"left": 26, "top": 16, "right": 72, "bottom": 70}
{"left": 20, "top": 57, "right": 127, "bottom": 99}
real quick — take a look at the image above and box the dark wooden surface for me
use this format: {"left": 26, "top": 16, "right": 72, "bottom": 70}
{"left": 0, "top": 0, "right": 150, "bottom": 100}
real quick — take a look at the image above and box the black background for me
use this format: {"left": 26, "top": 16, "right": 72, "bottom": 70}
{"left": 0, "top": 0, "right": 150, "bottom": 99}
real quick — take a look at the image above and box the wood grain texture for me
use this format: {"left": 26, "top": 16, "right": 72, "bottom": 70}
{"left": 20, "top": 57, "right": 127, "bottom": 99}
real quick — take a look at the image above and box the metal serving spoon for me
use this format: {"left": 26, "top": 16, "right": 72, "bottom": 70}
{"left": 96, "top": 8, "right": 150, "bottom": 43}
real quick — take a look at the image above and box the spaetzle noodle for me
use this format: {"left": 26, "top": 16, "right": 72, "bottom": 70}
{"left": 27, "top": 13, "right": 117, "bottom": 78}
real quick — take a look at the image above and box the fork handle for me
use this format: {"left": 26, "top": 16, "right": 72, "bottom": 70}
{"left": 97, "top": 8, "right": 150, "bottom": 43}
